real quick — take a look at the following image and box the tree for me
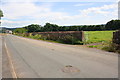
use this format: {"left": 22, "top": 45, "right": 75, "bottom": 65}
{"left": 24, "top": 24, "right": 41, "bottom": 33}
{"left": 43, "top": 23, "right": 59, "bottom": 31}
{"left": 0, "top": 10, "right": 3, "bottom": 18}
{"left": 0, "top": 10, "right": 3, "bottom": 25}
{"left": 13, "top": 28, "right": 27, "bottom": 33}
{"left": 105, "top": 20, "right": 120, "bottom": 30}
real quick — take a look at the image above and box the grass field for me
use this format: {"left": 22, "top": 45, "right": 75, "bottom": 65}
{"left": 84, "top": 30, "right": 116, "bottom": 52}
{"left": 84, "top": 31, "right": 115, "bottom": 44}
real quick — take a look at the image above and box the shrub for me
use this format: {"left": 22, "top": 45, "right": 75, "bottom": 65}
{"left": 102, "top": 43, "right": 116, "bottom": 52}
{"left": 29, "top": 34, "right": 41, "bottom": 39}
{"left": 88, "top": 45, "right": 97, "bottom": 48}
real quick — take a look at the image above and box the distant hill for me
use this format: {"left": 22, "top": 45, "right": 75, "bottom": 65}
{"left": 0, "top": 27, "right": 17, "bottom": 30}
{"left": 0, "top": 27, "right": 17, "bottom": 33}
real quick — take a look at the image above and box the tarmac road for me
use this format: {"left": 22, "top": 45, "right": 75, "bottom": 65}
{"left": 0, "top": 35, "right": 2, "bottom": 79}
{"left": 2, "top": 34, "right": 118, "bottom": 78}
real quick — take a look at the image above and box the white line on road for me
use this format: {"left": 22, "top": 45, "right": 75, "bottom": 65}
{"left": 4, "top": 42, "right": 17, "bottom": 78}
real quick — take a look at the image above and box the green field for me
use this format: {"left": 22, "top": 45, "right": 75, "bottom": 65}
{"left": 84, "top": 31, "right": 115, "bottom": 44}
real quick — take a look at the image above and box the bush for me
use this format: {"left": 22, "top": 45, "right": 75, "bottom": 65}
{"left": 102, "top": 43, "right": 116, "bottom": 52}
{"left": 28, "top": 34, "right": 41, "bottom": 39}
{"left": 88, "top": 45, "right": 97, "bottom": 48}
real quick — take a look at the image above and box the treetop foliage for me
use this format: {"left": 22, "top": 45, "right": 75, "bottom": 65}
{"left": 105, "top": 20, "right": 120, "bottom": 30}
{"left": 13, "top": 19, "right": 120, "bottom": 33}
{"left": 0, "top": 10, "right": 3, "bottom": 17}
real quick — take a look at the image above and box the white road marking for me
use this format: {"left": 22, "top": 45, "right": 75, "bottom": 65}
{"left": 4, "top": 42, "right": 17, "bottom": 78}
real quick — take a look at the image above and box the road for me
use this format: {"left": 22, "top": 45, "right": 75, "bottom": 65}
{"left": 2, "top": 34, "right": 118, "bottom": 78}
{"left": 0, "top": 35, "right": 2, "bottom": 79}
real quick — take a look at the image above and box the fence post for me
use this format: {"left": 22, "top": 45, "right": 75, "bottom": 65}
{"left": 84, "top": 31, "right": 89, "bottom": 45}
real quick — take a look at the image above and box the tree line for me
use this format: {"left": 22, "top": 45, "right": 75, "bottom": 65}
{"left": 13, "top": 20, "right": 120, "bottom": 33}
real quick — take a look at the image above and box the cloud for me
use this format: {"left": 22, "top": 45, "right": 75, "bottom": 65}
{"left": 2, "top": 20, "right": 19, "bottom": 24}
{"left": 74, "top": 3, "right": 93, "bottom": 7}
{"left": 79, "top": 3, "right": 117, "bottom": 16}
{"left": 2, "top": 0, "right": 119, "bottom": 2}
{"left": 2, "top": 0, "right": 40, "bottom": 3}
{"left": 2, "top": 2, "right": 53, "bottom": 19}
{"left": 2, "top": 20, "right": 23, "bottom": 27}
{"left": 2, "top": 1, "right": 71, "bottom": 27}
{"left": 1, "top": 2, "right": 118, "bottom": 27}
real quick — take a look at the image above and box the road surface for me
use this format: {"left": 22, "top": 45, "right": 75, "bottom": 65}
{"left": 0, "top": 35, "right": 2, "bottom": 79}
{"left": 2, "top": 34, "right": 118, "bottom": 78}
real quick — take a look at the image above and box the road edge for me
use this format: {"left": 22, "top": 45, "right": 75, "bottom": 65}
{"left": 3, "top": 41, "right": 17, "bottom": 78}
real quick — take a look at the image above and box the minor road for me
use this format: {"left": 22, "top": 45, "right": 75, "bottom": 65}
{"left": 2, "top": 34, "right": 118, "bottom": 78}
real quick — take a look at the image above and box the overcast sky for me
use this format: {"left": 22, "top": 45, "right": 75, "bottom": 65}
{"left": 1, "top": 0, "right": 119, "bottom": 28}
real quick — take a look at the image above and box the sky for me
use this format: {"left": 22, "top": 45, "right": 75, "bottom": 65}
{"left": 1, "top": 0, "right": 119, "bottom": 28}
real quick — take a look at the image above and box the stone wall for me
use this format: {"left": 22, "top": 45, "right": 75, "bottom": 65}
{"left": 113, "top": 30, "right": 120, "bottom": 52}
{"left": 31, "top": 31, "right": 84, "bottom": 42}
